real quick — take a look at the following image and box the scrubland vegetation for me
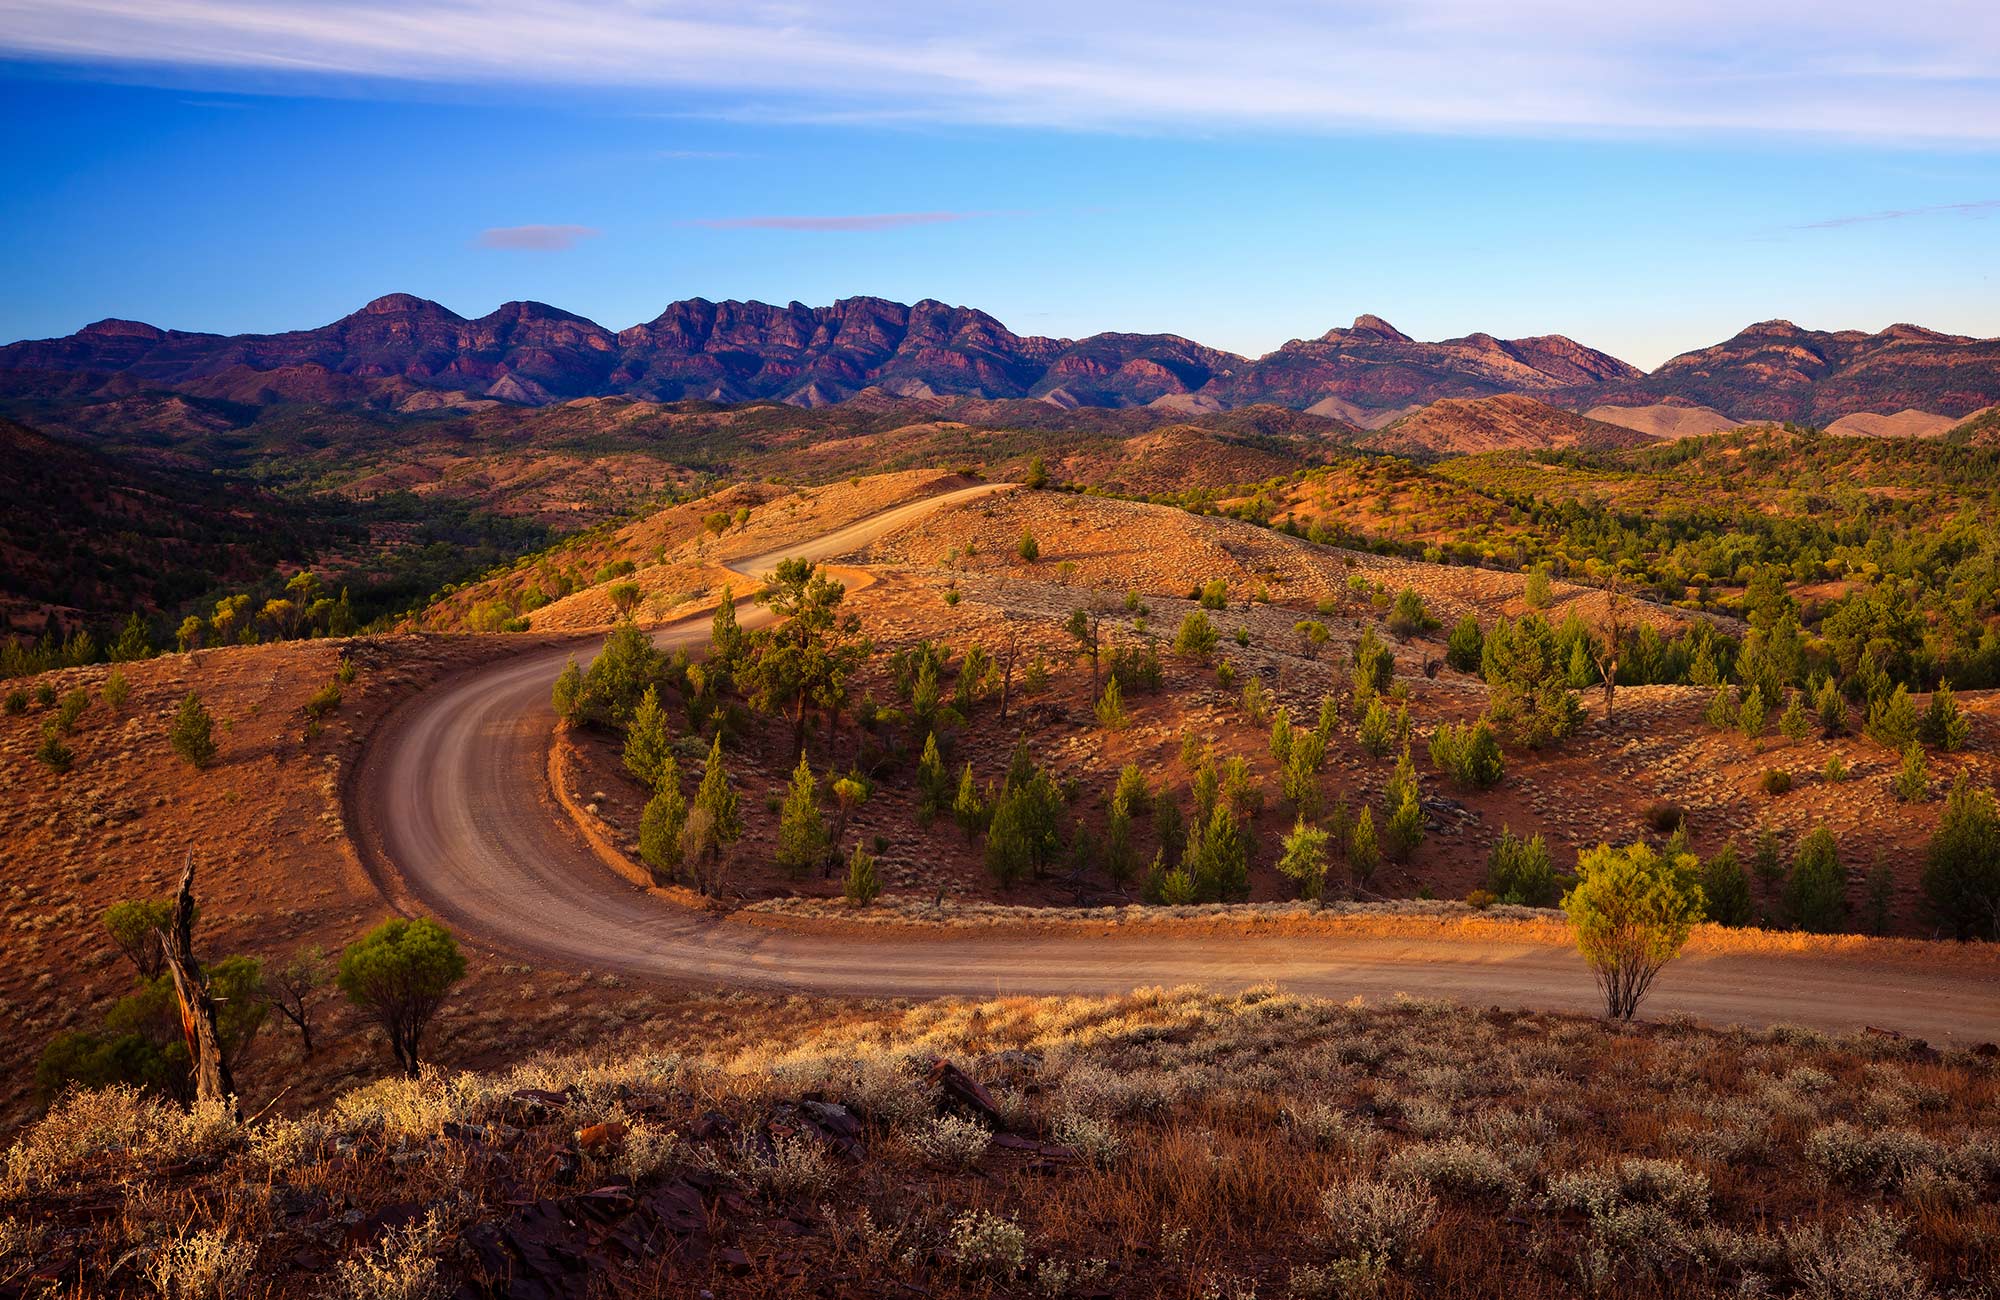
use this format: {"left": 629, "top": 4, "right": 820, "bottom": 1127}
{"left": 6, "top": 985, "right": 1998, "bottom": 1296}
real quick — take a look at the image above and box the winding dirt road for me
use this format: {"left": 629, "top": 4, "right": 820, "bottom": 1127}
{"left": 349, "top": 486, "right": 2000, "bottom": 1042}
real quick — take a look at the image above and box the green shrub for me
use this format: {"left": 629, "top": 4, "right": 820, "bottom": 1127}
{"left": 1487, "top": 828, "right": 1559, "bottom": 907}
{"left": 168, "top": 693, "right": 216, "bottom": 768}
{"left": 1761, "top": 768, "right": 1792, "bottom": 796}
{"left": 336, "top": 918, "right": 466, "bottom": 1077}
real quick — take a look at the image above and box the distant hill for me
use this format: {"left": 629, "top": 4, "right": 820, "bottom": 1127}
{"left": 1574, "top": 320, "right": 2000, "bottom": 424}
{"left": 1585, "top": 400, "right": 1741, "bottom": 440}
{"left": 1360, "top": 394, "right": 1654, "bottom": 457}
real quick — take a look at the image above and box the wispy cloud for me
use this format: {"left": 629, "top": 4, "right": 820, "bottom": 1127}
{"left": 476, "top": 224, "right": 600, "bottom": 251}
{"left": 3, "top": 1, "right": 1999, "bottom": 142}
{"left": 1797, "top": 199, "right": 2000, "bottom": 230}
{"left": 687, "top": 211, "right": 992, "bottom": 233}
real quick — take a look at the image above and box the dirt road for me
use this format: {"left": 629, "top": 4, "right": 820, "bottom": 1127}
{"left": 349, "top": 485, "right": 2000, "bottom": 1043}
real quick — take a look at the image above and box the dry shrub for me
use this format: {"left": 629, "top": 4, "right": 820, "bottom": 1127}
{"left": 333, "top": 1208, "right": 452, "bottom": 1300}
{"left": 1783, "top": 1210, "right": 1933, "bottom": 1300}
{"left": 2, "top": 1088, "right": 238, "bottom": 1199}
{"left": 947, "top": 1208, "right": 1027, "bottom": 1277}
{"left": 144, "top": 1229, "right": 255, "bottom": 1299}
{"left": 1319, "top": 1176, "right": 1436, "bottom": 1265}
{"left": 906, "top": 1113, "right": 991, "bottom": 1170}
{"left": 1384, "top": 1139, "right": 1521, "bottom": 1202}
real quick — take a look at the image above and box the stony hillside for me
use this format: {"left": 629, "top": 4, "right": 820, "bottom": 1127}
{"left": 1360, "top": 394, "right": 1654, "bottom": 457}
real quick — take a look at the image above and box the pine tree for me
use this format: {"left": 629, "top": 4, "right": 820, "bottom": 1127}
{"left": 1152, "top": 796, "right": 1184, "bottom": 867}
{"left": 1106, "top": 803, "right": 1136, "bottom": 885}
{"left": 1356, "top": 696, "right": 1393, "bottom": 758}
{"left": 1892, "top": 741, "right": 1930, "bottom": 803}
{"left": 775, "top": 750, "right": 827, "bottom": 878}
{"left": 952, "top": 762, "right": 985, "bottom": 841}
{"left": 1779, "top": 691, "right": 1809, "bottom": 742}
{"left": 1095, "top": 675, "right": 1129, "bottom": 730}
{"left": 843, "top": 841, "right": 881, "bottom": 904}
{"left": 1737, "top": 685, "right": 1767, "bottom": 743}
{"left": 686, "top": 735, "right": 742, "bottom": 893}
{"left": 552, "top": 657, "right": 584, "bottom": 722}
{"left": 638, "top": 755, "right": 688, "bottom": 883}
{"left": 169, "top": 692, "right": 217, "bottom": 768}
{"left": 710, "top": 587, "right": 745, "bottom": 667}
{"left": 1866, "top": 684, "right": 1919, "bottom": 750}
{"left": 1699, "top": 845, "right": 1754, "bottom": 927}
{"left": 916, "top": 732, "right": 949, "bottom": 822}
{"left": 1314, "top": 692, "right": 1340, "bottom": 746}
{"left": 622, "top": 685, "right": 673, "bottom": 788}
{"left": 1348, "top": 806, "right": 1380, "bottom": 888}
{"left": 1784, "top": 827, "right": 1848, "bottom": 933}
{"left": 1277, "top": 818, "right": 1331, "bottom": 901}
{"left": 1814, "top": 675, "right": 1846, "bottom": 736}
{"left": 1922, "top": 774, "right": 2000, "bottom": 940}
{"left": 1268, "top": 708, "right": 1294, "bottom": 764}
{"left": 1919, "top": 682, "right": 1971, "bottom": 751}
{"left": 1704, "top": 685, "right": 1736, "bottom": 732}
{"left": 1282, "top": 730, "right": 1326, "bottom": 819}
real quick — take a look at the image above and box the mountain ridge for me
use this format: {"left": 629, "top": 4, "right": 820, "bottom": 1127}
{"left": 5, "top": 297, "right": 1997, "bottom": 423}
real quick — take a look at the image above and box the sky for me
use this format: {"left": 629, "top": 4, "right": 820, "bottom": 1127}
{"left": 1, "top": 2, "right": 1998, "bottom": 369}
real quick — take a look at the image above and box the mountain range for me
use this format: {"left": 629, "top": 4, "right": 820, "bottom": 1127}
{"left": 4, "top": 294, "right": 1997, "bottom": 425}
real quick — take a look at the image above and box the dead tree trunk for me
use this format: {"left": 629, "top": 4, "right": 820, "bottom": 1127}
{"left": 161, "top": 854, "right": 236, "bottom": 1115}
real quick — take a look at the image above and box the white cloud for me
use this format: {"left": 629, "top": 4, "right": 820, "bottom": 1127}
{"left": 1, "top": 1, "right": 1997, "bottom": 141}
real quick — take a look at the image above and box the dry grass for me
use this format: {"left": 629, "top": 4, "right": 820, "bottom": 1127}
{"left": 4, "top": 986, "right": 1996, "bottom": 1297}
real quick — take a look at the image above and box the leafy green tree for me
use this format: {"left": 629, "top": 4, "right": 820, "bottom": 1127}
{"left": 1892, "top": 741, "right": 1930, "bottom": 803}
{"left": 1294, "top": 619, "right": 1331, "bottom": 659}
{"left": 748, "top": 559, "right": 870, "bottom": 742}
{"left": 622, "top": 685, "right": 674, "bottom": 788}
{"left": 1784, "top": 827, "right": 1848, "bottom": 933}
{"left": 169, "top": 692, "right": 217, "bottom": 768}
{"left": 1445, "top": 616, "right": 1484, "bottom": 673}
{"left": 608, "top": 581, "right": 643, "bottom": 618}
{"left": 843, "top": 841, "right": 881, "bottom": 904}
{"left": 1922, "top": 774, "right": 2000, "bottom": 940}
{"left": 337, "top": 919, "right": 466, "bottom": 1077}
{"left": 685, "top": 735, "right": 744, "bottom": 894}
{"left": 1487, "top": 829, "right": 1559, "bottom": 907}
{"left": 1562, "top": 841, "right": 1704, "bottom": 1019}
{"left": 265, "top": 944, "right": 329, "bottom": 1057}
{"left": 103, "top": 898, "right": 175, "bottom": 977}
{"left": 176, "top": 615, "right": 206, "bottom": 653}
{"left": 775, "top": 750, "right": 828, "bottom": 878}
{"left": 1919, "top": 682, "right": 1971, "bottom": 751}
{"left": 1277, "top": 818, "right": 1332, "bottom": 900}
{"left": 552, "top": 657, "right": 584, "bottom": 722}
{"left": 1024, "top": 454, "right": 1050, "bottom": 489}
{"left": 638, "top": 755, "right": 688, "bottom": 883}
{"left": 580, "top": 622, "right": 664, "bottom": 728}
{"left": 1699, "top": 846, "right": 1754, "bottom": 928}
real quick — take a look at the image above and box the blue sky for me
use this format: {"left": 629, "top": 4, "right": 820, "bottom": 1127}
{"left": 2, "top": 2, "right": 1997, "bottom": 369}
